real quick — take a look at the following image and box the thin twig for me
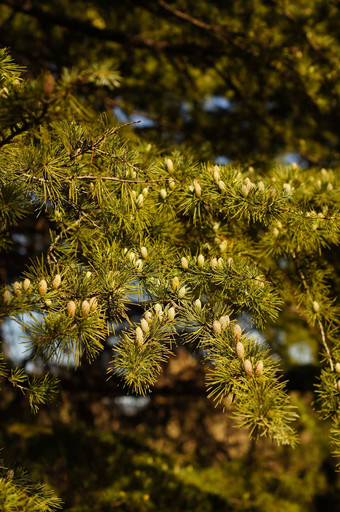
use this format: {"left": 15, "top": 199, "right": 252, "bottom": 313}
{"left": 47, "top": 218, "right": 82, "bottom": 265}
{"left": 69, "top": 120, "right": 141, "bottom": 159}
{"left": 76, "top": 209, "right": 102, "bottom": 231}
{"left": 75, "top": 175, "right": 173, "bottom": 184}
{"left": 290, "top": 250, "right": 333, "bottom": 371}
{"left": 22, "top": 172, "right": 173, "bottom": 185}
{"left": 168, "top": 298, "right": 186, "bottom": 312}
{"left": 95, "top": 149, "right": 146, "bottom": 172}
{"left": 158, "top": 0, "right": 224, "bottom": 33}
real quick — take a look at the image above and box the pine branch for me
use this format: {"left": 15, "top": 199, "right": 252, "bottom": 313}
{"left": 290, "top": 250, "right": 334, "bottom": 372}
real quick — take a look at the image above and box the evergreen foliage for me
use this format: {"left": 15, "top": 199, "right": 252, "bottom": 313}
{"left": 0, "top": 1, "right": 340, "bottom": 507}
{"left": 0, "top": 460, "right": 62, "bottom": 511}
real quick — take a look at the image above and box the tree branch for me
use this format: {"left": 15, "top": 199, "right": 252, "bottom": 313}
{"left": 290, "top": 250, "right": 334, "bottom": 371}
{"left": 47, "top": 217, "right": 82, "bottom": 265}
{"left": 157, "top": 0, "right": 225, "bottom": 34}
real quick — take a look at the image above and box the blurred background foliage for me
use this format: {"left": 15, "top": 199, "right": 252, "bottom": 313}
{"left": 2, "top": 0, "right": 340, "bottom": 167}
{"left": 1, "top": 351, "right": 340, "bottom": 511}
{"left": 1, "top": 1, "right": 340, "bottom": 510}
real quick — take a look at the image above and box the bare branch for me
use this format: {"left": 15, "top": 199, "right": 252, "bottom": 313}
{"left": 158, "top": 0, "right": 224, "bottom": 33}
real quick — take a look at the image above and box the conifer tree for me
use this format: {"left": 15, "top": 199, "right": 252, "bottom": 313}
{"left": 0, "top": 2, "right": 340, "bottom": 507}
{"left": 1, "top": 45, "right": 339, "bottom": 448}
